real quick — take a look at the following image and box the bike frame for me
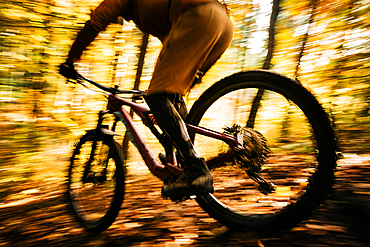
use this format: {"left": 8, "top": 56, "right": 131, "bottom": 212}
{"left": 103, "top": 94, "right": 243, "bottom": 180}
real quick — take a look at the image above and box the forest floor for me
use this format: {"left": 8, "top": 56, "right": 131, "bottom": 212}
{"left": 0, "top": 151, "right": 370, "bottom": 247}
{"left": 1, "top": 110, "right": 370, "bottom": 246}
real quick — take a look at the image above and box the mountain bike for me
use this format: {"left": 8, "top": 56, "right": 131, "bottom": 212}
{"left": 65, "top": 70, "right": 337, "bottom": 233}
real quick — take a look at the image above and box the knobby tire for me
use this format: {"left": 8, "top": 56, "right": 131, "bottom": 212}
{"left": 187, "top": 70, "right": 337, "bottom": 232}
{"left": 66, "top": 129, "right": 125, "bottom": 233}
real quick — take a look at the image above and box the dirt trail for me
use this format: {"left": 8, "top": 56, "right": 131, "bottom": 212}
{"left": 0, "top": 155, "right": 369, "bottom": 247}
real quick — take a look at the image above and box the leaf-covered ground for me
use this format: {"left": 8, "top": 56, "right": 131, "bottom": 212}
{"left": 0, "top": 153, "right": 369, "bottom": 247}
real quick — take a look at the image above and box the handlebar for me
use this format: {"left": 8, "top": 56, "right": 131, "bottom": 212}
{"left": 75, "top": 74, "right": 146, "bottom": 97}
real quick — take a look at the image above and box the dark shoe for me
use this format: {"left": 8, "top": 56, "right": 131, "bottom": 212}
{"left": 162, "top": 158, "right": 213, "bottom": 200}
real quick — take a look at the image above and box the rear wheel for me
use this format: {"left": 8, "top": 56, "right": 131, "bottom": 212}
{"left": 187, "top": 70, "right": 337, "bottom": 231}
{"left": 66, "top": 129, "right": 125, "bottom": 233}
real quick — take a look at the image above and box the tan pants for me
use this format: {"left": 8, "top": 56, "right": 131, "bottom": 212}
{"left": 146, "top": 2, "right": 233, "bottom": 96}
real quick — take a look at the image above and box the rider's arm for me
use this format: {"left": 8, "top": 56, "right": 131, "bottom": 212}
{"left": 67, "top": 21, "right": 99, "bottom": 63}
{"left": 67, "top": 0, "right": 130, "bottom": 63}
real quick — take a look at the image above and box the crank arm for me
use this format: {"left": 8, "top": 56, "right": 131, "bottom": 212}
{"left": 247, "top": 170, "right": 276, "bottom": 195}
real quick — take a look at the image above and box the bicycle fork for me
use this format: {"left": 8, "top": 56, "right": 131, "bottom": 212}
{"left": 82, "top": 110, "right": 116, "bottom": 183}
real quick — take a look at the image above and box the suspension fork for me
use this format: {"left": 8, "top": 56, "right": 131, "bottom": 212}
{"left": 82, "top": 110, "right": 111, "bottom": 181}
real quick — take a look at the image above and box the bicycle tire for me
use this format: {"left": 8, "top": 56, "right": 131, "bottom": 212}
{"left": 187, "top": 70, "right": 337, "bottom": 232}
{"left": 66, "top": 129, "right": 125, "bottom": 233}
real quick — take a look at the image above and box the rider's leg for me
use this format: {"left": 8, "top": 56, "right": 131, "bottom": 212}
{"left": 145, "top": 94, "right": 213, "bottom": 198}
{"left": 145, "top": 2, "right": 233, "bottom": 97}
{"left": 156, "top": 94, "right": 188, "bottom": 162}
{"left": 145, "top": 94, "right": 197, "bottom": 161}
{"left": 144, "top": 3, "right": 232, "bottom": 199}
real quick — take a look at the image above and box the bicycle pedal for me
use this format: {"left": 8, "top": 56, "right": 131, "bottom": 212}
{"left": 257, "top": 181, "right": 276, "bottom": 195}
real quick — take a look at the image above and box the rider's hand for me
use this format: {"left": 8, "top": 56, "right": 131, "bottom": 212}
{"left": 59, "top": 61, "right": 78, "bottom": 80}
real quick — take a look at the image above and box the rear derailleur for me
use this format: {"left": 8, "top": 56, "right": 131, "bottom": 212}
{"left": 224, "top": 124, "right": 276, "bottom": 195}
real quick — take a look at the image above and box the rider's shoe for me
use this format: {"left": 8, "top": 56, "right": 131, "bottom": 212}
{"left": 162, "top": 157, "right": 213, "bottom": 200}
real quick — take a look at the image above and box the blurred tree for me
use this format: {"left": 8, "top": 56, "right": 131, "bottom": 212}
{"left": 227, "top": 0, "right": 256, "bottom": 70}
{"left": 247, "top": 0, "right": 280, "bottom": 129}
{"left": 1, "top": 0, "right": 370, "bottom": 184}
{"left": 293, "top": 0, "right": 318, "bottom": 81}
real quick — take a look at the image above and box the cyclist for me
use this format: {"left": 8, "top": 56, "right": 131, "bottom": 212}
{"left": 59, "top": 0, "right": 233, "bottom": 200}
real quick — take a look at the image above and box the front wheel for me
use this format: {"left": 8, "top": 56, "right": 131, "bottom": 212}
{"left": 187, "top": 70, "right": 337, "bottom": 232}
{"left": 66, "top": 129, "right": 125, "bottom": 233}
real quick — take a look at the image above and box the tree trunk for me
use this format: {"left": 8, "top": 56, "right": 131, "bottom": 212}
{"left": 121, "top": 32, "right": 149, "bottom": 156}
{"left": 246, "top": 0, "right": 280, "bottom": 128}
{"left": 294, "top": 0, "right": 318, "bottom": 80}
